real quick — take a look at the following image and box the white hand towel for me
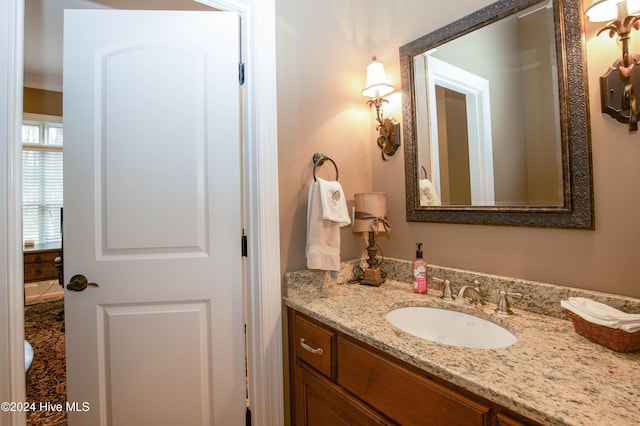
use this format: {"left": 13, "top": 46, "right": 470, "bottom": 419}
{"left": 561, "top": 297, "right": 640, "bottom": 332}
{"left": 316, "top": 177, "right": 351, "bottom": 226}
{"left": 419, "top": 178, "right": 441, "bottom": 206}
{"left": 306, "top": 179, "right": 349, "bottom": 272}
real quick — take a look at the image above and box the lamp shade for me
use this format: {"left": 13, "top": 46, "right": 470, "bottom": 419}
{"left": 361, "top": 57, "right": 395, "bottom": 98}
{"left": 353, "top": 192, "right": 390, "bottom": 234}
{"left": 585, "top": 0, "right": 640, "bottom": 22}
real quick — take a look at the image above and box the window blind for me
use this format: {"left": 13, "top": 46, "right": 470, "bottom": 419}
{"left": 22, "top": 121, "right": 63, "bottom": 245}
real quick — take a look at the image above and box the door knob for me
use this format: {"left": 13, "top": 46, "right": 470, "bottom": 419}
{"left": 66, "top": 274, "right": 99, "bottom": 292}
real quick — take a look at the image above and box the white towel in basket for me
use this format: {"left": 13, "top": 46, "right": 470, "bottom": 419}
{"left": 561, "top": 297, "right": 640, "bottom": 333}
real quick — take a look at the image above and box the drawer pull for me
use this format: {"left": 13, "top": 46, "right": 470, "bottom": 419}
{"left": 300, "top": 338, "right": 324, "bottom": 356}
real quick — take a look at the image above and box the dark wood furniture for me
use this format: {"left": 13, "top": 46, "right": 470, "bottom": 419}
{"left": 288, "top": 308, "right": 540, "bottom": 426}
{"left": 23, "top": 243, "right": 61, "bottom": 283}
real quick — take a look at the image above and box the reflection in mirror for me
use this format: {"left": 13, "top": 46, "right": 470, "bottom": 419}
{"left": 415, "top": 2, "right": 561, "bottom": 207}
{"left": 401, "top": 0, "right": 594, "bottom": 228}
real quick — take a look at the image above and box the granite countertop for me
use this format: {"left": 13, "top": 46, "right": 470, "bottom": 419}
{"left": 284, "top": 263, "right": 640, "bottom": 426}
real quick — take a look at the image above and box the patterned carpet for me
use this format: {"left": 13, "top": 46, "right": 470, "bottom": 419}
{"left": 24, "top": 299, "right": 67, "bottom": 426}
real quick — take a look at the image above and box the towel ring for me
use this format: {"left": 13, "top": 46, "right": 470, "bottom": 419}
{"left": 313, "top": 153, "right": 339, "bottom": 182}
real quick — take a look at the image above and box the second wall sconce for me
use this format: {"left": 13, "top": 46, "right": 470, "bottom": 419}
{"left": 362, "top": 56, "right": 401, "bottom": 160}
{"left": 586, "top": 0, "right": 640, "bottom": 131}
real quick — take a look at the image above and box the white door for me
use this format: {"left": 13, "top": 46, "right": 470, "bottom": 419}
{"left": 63, "top": 10, "right": 244, "bottom": 425}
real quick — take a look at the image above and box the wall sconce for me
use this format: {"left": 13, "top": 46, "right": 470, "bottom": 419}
{"left": 352, "top": 192, "right": 390, "bottom": 286}
{"left": 586, "top": 0, "right": 640, "bottom": 131}
{"left": 362, "top": 56, "right": 401, "bottom": 160}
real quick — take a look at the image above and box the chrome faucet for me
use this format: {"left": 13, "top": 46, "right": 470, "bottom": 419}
{"left": 457, "top": 281, "right": 485, "bottom": 306}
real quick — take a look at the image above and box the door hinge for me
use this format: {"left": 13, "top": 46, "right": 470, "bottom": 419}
{"left": 242, "top": 234, "right": 248, "bottom": 257}
{"left": 239, "top": 62, "right": 245, "bottom": 86}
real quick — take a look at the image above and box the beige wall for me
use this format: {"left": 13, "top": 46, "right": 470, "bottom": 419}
{"left": 276, "top": 0, "right": 375, "bottom": 275}
{"left": 277, "top": 0, "right": 640, "bottom": 299}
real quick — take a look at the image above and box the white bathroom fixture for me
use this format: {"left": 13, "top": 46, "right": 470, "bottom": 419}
{"left": 385, "top": 306, "right": 517, "bottom": 349}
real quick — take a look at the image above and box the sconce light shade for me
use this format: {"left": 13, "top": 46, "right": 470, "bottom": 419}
{"left": 362, "top": 57, "right": 395, "bottom": 98}
{"left": 353, "top": 192, "right": 390, "bottom": 234}
{"left": 585, "top": 0, "right": 640, "bottom": 22}
{"left": 361, "top": 56, "right": 401, "bottom": 160}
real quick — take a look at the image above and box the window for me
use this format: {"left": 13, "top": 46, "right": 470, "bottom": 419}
{"left": 22, "top": 116, "right": 63, "bottom": 245}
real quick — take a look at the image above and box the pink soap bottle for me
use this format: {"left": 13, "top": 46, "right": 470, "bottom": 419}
{"left": 413, "top": 243, "right": 428, "bottom": 294}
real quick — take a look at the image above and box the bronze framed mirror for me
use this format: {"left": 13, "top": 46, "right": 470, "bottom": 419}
{"left": 401, "top": 0, "right": 594, "bottom": 228}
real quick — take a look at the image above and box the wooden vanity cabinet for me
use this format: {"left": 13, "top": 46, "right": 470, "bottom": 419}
{"left": 289, "top": 308, "right": 539, "bottom": 426}
{"left": 294, "top": 363, "right": 393, "bottom": 425}
{"left": 291, "top": 311, "right": 391, "bottom": 425}
{"left": 337, "top": 337, "right": 491, "bottom": 425}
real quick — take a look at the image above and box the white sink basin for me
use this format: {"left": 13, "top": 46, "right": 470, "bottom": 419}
{"left": 385, "top": 307, "right": 517, "bottom": 349}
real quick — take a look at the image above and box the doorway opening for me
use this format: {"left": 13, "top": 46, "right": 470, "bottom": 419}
{"left": 20, "top": 113, "right": 65, "bottom": 424}
{"left": 8, "top": 0, "right": 282, "bottom": 423}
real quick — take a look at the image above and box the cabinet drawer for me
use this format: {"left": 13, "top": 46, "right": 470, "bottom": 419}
{"left": 24, "top": 262, "right": 59, "bottom": 282}
{"left": 24, "top": 251, "right": 59, "bottom": 265}
{"left": 337, "top": 336, "right": 491, "bottom": 426}
{"left": 23, "top": 248, "right": 61, "bottom": 283}
{"left": 293, "top": 313, "right": 335, "bottom": 379}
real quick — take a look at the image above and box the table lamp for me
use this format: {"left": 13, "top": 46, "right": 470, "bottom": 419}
{"left": 353, "top": 192, "right": 391, "bottom": 286}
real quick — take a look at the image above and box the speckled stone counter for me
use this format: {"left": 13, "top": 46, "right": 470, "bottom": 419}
{"left": 283, "top": 259, "right": 640, "bottom": 426}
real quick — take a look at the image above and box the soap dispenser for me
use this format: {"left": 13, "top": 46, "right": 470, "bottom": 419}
{"left": 413, "top": 243, "right": 428, "bottom": 294}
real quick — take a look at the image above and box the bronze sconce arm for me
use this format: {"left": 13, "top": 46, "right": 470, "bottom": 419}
{"left": 588, "top": 0, "right": 640, "bottom": 132}
{"left": 366, "top": 96, "right": 400, "bottom": 160}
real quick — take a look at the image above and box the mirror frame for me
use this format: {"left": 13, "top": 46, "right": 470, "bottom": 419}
{"left": 401, "top": 0, "right": 594, "bottom": 229}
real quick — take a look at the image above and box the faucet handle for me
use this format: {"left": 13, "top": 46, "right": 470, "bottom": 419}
{"left": 442, "top": 280, "right": 454, "bottom": 301}
{"left": 495, "top": 290, "right": 523, "bottom": 315}
{"left": 432, "top": 277, "right": 455, "bottom": 301}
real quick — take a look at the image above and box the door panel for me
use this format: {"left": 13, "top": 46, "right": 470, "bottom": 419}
{"left": 63, "top": 10, "right": 243, "bottom": 425}
{"left": 101, "top": 302, "right": 211, "bottom": 426}
{"left": 100, "top": 45, "right": 206, "bottom": 252}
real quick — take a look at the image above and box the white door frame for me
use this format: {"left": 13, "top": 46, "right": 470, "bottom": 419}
{"left": 425, "top": 55, "right": 495, "bottom": 206}
{"left": 0, "top": 0, "right": 283, "bottom": 424}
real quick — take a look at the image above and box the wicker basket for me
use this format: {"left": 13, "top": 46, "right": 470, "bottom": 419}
{"left": 566, "top": 311, "right": 640, "bottom": 353}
